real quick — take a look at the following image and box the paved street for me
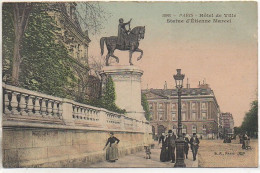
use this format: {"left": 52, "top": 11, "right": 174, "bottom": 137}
{"left": 89, "top": 139, "right": 258, "bottom": 168}
{"left": 89, "top": 142, "right": 198, "bottom": 168}
{"left": 198, "top": 139, "right": 258, "bottom": 167}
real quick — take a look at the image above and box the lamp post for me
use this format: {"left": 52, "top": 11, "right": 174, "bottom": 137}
{"left": 173, "top": 69, "right": 186, "bottom": 167}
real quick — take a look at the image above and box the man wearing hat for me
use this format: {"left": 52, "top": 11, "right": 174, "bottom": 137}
{"left": 166, "top": 130, "right": 177, "bottom": 163}
{"left": 190, "top": 133, "right": 200, "bottom": 161}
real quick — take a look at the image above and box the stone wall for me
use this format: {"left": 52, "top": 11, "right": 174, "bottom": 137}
{"left": 3, "top": 127, "right": 151, "bottom": 167}
{"left": 2, "top": 83, "right": 153, "bottom": 167}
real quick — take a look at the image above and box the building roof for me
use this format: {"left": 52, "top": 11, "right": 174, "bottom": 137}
{"left": 142, "top": 87, "right": 213, "bottom": 97}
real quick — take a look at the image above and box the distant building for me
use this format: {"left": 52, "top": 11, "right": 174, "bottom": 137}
{"left": 142, "top": 81, "right": 220, "bottom": 139}
{"left": 219, "top": 112, "right": 234, "bottom": 136}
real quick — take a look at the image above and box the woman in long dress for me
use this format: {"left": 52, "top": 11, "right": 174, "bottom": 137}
{"left": 103, "top": 132, "right": 120, "bottom": 162}
{"left": 159, "top": 133, "right": 169, "bottom": 162}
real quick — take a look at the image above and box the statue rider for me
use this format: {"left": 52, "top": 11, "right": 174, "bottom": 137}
{"left": 117, "top": 18, "right": 132, "bottom": 47}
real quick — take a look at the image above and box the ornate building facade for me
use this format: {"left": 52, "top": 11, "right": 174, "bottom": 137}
{"left": 142, "top": 82, "right": 220, "bottom": 139}
{"left": 47, "top": 2, "right": 101, "bottom": 101}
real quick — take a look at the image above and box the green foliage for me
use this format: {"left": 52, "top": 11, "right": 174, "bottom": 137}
{"left": 101, "top": 76, "right": 126, "bottom": 114}
{"left": 2, "top": 3, "right": 15, "bottom": 82}
{"left": 234, "top": 126, "right": 242, "bottom": 136}
{"left": 141, "top": 93, "right": 151, "bottom": 121}
{"left": 240, "top": 100, "right": 258, "bottom": 137}
{"left": 2, "top": 3, "right": 77, "bottom": 98}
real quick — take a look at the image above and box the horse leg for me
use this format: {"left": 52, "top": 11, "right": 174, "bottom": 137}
{"left": 110, "top": 50, "right": 119, "bottom": 63}
{"left": 105, "top": 52, "right": 111, "bottom": 66}
{"left": 129, "top": 50, "right": 133, "bottom": 65}
{"left": 136, "top": 48, "right": 143, "bottom": 61}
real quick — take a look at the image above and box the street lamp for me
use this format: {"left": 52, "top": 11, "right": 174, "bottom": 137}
{"left": 173, "top": 69, "right": 186, "bottom": 168}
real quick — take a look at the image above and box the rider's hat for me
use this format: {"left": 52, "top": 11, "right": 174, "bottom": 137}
{"left": 119, "top": 18, "right": 123, "bottom": 23}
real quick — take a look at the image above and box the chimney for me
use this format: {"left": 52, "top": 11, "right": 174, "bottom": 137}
{"left": 164, "top": 81, "right": 167, "bottom": 90}
{"left": 199, "top": 81, "right": 200, "bottom": 86}
{"left": 186, "top": 78, "right": 189, "bottom": 89}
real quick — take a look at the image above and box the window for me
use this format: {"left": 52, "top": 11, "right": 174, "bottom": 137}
{"left": 201, "top": 102, "right": 206, "bottom": 109}
{"left": 192, "top": 103, "right": 196, "bottom": 110}
{"left": 182, "top": 125, "right": 187, "bottom": 134}
{"left": 172, "top": 112, "right": 176, "bottom": 121}
{"left": 171, "top": 103, "right": 176, "bottom": 110}
{"left": 182, "top": 112, "right": 186, "bottom": 121}
{"left": 192, "top": 112, "right": 196, "bottom": 120}
{"left": 202, "top": 112, "right": 207, "bottom": 120}
{"left": 158, "top": 112, "right": 163, "bottom": 121}
{"left": 149, "top": 104, "right": 153, "bottom": 110}
{"left": 192, "top": 125, "right": 197, "bottom": 133}
{"left": 203, "top": 125, "right": 207, "bottom": 129}
{"left": 150, "top": 111, "right": 154, "bottom": 119}
{"left": 182, "top": 103, "right": 186, "bottom": 110}
{"left": 158, "top": 103, "right": 163, "bottom": 109}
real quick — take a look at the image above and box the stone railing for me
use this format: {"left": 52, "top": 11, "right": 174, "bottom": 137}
{"left": 2, "top": 83, "right": 152, "bottom": 133}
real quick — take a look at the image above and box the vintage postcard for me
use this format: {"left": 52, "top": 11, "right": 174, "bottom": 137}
{"left": 1, "top": 0, "right": 258, "bottom": 169}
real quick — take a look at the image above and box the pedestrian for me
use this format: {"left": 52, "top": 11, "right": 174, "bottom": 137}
{"left": 166, "top": 130, "right": 176, "bottom": 163}
{"left": 158, "top": 133, "right": 168, "bottom": 162}
{"left": 103, "top": 132, "right": 120, "bottom": 162}
{"left": 242, "top": 133, "right": 249, "bottom": 149}
{"left": 190, "top": 133, "right": 200, "bottom": 161}
{"left": 183, "top": 133, "right": 189, "bottom": 159}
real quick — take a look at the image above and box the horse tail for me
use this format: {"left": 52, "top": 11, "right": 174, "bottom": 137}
{"left": 100, "top": 37, "right": 106, "bottom": 55}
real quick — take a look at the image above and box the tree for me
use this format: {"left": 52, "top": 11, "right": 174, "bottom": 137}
{"left": 141, "top": 93, "right": 151, "bottom": 121}
{"left": 3, "top": 3, "right": 77, "bottom": 98}
{"left": 4, "top": 2, "right": 108, "bottom": 86}
{"left": 240, "top": 100, "right": 258, "bottom": 137}
{"left": 101, "top": 76, "right": 125, "bottom": 114}
{"left": 234, "top": 126, "right": 242, "bottom": 136}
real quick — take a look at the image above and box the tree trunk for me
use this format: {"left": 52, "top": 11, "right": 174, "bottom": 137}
{"left": 11, "top": 31, "right": 21, "bottom": 86}
{"left": 11, "top": 3, "right": 33, "bottom": 86}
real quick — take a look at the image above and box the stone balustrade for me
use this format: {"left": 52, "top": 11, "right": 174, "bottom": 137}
{"left": 2, "top": 83, "right": 151, "bottom": 133}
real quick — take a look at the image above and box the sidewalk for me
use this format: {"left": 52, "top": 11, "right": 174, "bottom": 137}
{"left": 89, "top": 142, "right": 198, "bottom": 168}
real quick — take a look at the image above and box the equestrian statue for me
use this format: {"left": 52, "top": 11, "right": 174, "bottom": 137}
{"left": 100, "top": 18, "right": 145, "bottom": 66}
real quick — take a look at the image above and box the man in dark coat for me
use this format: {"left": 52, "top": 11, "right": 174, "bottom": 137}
{"left": 166, "top": 130, "right": 176, "bottom": 163}
{"left": 190, "top": 133, "right": 200, "bottom": 161}
{"left": 183, "top": 133, "right": 190, "bottom": 159}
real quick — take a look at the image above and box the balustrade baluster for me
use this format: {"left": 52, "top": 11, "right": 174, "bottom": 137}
{"left": 72, "top": 105, "right": 75, "bottom": 118}
{"left": 11, "top": 92, "right": 19, "bottom": 115}
{"left": 47, "top": 100, "right": 53, "bottom": 117}
{"left": 4, "top": 90, "right": 11, "bottom": 115}
{"left": 76, "top": 106, "right": 79, "bottom": 119}
{"left": 83, "top": 108, "right": 87, "bottom": 120}
{"left": 57, "top": 102, "right": 62, "bottom": 118}
{"left": 41, "top": 99, "right": 48, "bottom": 116}
{"left": 27, "top": 95, "right": 35, "bottom": 116}
{"left": 34, "top": 97, "right": 41, "bottom": 116}
{"left": 20, "top": 94, "right": 28, "bottom": 116}
{"left": 53, "top": 101, "right": 58, "bottom": 118}
{"left": 79, "top": 107, "right": 83, "bottom": 119}
{"left": 93, "top": 110, "right": 96, "bottom": 121}
{"left": 89, "top": 109, "right": 92, "bottom": 120}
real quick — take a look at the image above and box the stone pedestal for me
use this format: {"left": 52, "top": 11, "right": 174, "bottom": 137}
{"left": 100, "top": 65, "right": 146, "bottom": 121}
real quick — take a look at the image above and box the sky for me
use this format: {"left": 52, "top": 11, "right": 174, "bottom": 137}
{"left": 82, "top": 1, "right": 257, "bottom": 126}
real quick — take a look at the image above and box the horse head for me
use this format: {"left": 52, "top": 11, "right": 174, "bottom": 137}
{"left": 130, "top": 26, "right": 145, "bottom": 40}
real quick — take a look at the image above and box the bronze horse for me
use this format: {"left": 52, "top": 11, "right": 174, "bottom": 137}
{"left": 100, "top": 26, "right": 145, "bottom": 66}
